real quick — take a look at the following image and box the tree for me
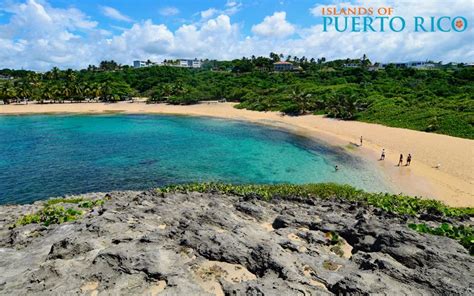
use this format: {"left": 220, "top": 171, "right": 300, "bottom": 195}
{"left": 39, "top": 85, "right": 54, "bottom": 103}
{"left": 325, "top": 88, "right": 366, "bottom": 120}
{"left": 99, "top": 60, "right": 120, "bottom": 71}
{"left": 61, "top": 84, "right": 72, "bottom": 102}
{"left": 269, "top": 52, "right": 280, "bottom": 62}
{"left": 16, "top": 82, "right": 32, "bottom": 103}
{"left": 65, "top": 69, "right": 76, "bottom": 83}
{"left": 0, "top": 82, "right": 16, "bottom": 104}
{"left": 290, "top": 86, "right": 312, "bottom": 114}
{"left": 51, "top": 67, "right": 60, "bottom": 80}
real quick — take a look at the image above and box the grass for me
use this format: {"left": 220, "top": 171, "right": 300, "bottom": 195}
{"left": 14, "top": 197, "right": 106, "bottom": 228}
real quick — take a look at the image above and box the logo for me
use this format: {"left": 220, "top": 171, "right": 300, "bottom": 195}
{"left": 321, "top": 6, "right": 468, "bottom": 33}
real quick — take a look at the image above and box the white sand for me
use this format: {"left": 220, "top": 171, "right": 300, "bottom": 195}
{"left": 1, "top": 102, "right": 473, "bottom": 207}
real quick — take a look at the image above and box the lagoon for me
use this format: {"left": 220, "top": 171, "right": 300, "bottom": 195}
{"left": 0, "top": 114, "right": 391, "bottom": 204}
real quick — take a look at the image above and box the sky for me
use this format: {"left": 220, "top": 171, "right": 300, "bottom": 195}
{"left": 0, "top": 0, "right": 473, "bottom": 70}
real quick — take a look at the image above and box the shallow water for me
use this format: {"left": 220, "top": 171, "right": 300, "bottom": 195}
{"left": 0, "top": 114, "right": 391, "bottom": 204}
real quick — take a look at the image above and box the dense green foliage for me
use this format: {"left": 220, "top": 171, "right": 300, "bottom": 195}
{"left": 1, "top": 55, "right": 473, "bottom": 138}
{"left": 14, "top": 197, "right": 106, "bottom": 227}
{"left": 409, "top": 223, "right": 473, "bottom": 255}
{"left": 15, "top": 205, "right": 82, "bottom": 227}
{"left": 158, "top": 183, "right": 473, "bottom": 217}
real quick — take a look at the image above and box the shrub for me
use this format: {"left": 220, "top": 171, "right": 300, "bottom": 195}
{"left": 157, "top": 183, "right": 473, "bottom": 218}
{"left": 15, "top": 197, "right": 106, "bottom": 227}
{"left": 409, "top": 223, "right": 473, "bottom": 255}
{"left": 15, "top": 206, "right": 82, "bottom": 227}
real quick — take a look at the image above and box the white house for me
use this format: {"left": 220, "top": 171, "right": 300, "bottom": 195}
{"left": 133, "top": 60, "right": 158, "bottom": 68}
{"left": 133, "top": 61, "right": 147, "bottom": 68}
{"left": 405, "top": 61, "right": 436, "bottom": 69}
{"left": 178, "top": 59, "right": 202, "bottom": 68}
{"left": 380, "top": 61, "right": 437, "bottom": 69}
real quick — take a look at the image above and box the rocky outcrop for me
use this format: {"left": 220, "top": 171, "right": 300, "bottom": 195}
{"left": 0, "top": 190, "right": 472, "bottom": 295}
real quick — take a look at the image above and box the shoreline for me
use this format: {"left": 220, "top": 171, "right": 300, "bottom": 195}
{"left": 1, "top": 101, "right": 473, "bottom": 207}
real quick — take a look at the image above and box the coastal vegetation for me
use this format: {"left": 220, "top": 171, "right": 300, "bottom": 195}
{"left": 10, "top": 183, "right": 473, "bottom": 255}
{"left": 15, "top": 205, "right": 82, "bottom": 227}
{"left": 159, "top": 183, "right": 474, "bottom": 254}
{"left": 408, "top": 223, "right": 473, "bottom": 255}
{"left": 158, "top": 183, "right": 473, "bottom": 217}
{"left": 14, "top": 196, "right": 106, "bottom": 227}
{"left": 1, "top": 55, "right": 473, "bottom": 138}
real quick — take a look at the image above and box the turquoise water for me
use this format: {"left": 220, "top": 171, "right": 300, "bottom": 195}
{"left": 0, "top": 114, "right": 391, "bottom": 204}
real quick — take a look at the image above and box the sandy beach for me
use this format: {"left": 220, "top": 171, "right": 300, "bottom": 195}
{"left": 1, "top": 101, "right": 473, "bottom": 207}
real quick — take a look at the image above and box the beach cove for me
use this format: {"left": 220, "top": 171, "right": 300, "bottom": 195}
{"left": 1, "top": 101, "right": 473, "bottom": 207}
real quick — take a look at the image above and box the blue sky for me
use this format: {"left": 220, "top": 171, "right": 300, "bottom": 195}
{"left": 0, "top": 0, "right": 472, "bottom": 70}
{"left": 32, "top": 0, "right": 322, "bottom": 32}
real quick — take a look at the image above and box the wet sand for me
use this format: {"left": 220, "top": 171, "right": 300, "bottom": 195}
{"left": 1, "top": 102, "right": 473, "bottom": 207}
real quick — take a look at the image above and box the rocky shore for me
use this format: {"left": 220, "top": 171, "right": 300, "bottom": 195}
{"left": 0, "top": 190, "right": 473, "bottom": 295}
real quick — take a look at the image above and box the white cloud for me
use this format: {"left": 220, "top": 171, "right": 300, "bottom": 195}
{"left": 200, "top": 8, "right": 218, "bottom": 19}
{"left": 200, "top": 1, "right": 242, "bottom": 20}
{"left": 0, "top": 0, "right": 472, "bottom": 71}
{"left": 224, "top": 1, "right": 242, "bottom": 15}
{"left": 160, "top": 7, "right": 180, "bottom": 16}
{"left": 0, "top": 0, "right": 99, "bottom": 70}
{"left": 100, "top": 6, "right": 132, "bottom": 22}
{"left": 251, "top": 12, "right": 295, "bottom": 38}
{"left": 310, "top": 2, "right": 353, "bottom": 17}
{"left": 226, "top": 1, "right": 238, "bottom": 7}
{"left": 306, "top": 0, "right": 474, "bottom": 62}
{"left": 107, "top": 14, "right": 239, "bottom": 61}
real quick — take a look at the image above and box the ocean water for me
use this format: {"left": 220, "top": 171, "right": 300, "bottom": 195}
{"left": 0, "top": 114, "right": 391, "bottom": 204}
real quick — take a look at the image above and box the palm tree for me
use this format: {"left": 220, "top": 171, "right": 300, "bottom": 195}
{"left": 51, "top": 67, "right": 60, "bottom": 80}
{"left": 61, "top": 84, "right": 72, "bottom": 103}
{"left": 99, "top": 83, "right": 112, "bottom": 101}
{"left": 160, "top": 84, "right": 174, "bottom": 99}
{"left": 0, "top": 83, "right": 16, "bottom": 104}
{"left": 82, "top": 83, "right": 93, "bottom": 101}
{"left": 269, "top": 52, "right": 280, "bottom": 62}
{"left": 325, "top": 90, "right": 365, "bottom": 120}
{"left": 71, "top": 83, "right": 83, "bottom": 102}
{"left": 173, "top": 81, "right": 186, "bottom": 96}
{"left": 90, "top": 83, "right": 102, "bottom": 102}
{"left": 290, "top": 86, "right": 312, "bottom": 114}
{"left": 16, "top": 82, "right": 32, "bottom": 103}
{"left": 65, "top": 69, "right": 76, "bottom": 83}
{"left": 39, "top": 85, "right": 54, "bottom": 104}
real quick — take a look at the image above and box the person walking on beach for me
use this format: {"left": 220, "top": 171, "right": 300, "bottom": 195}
{"left": 360, "top": 136, "right": 363, "bottom": 147}
{"left": 406, "top": 154, "right": 412, "bottom": 166}
{"left": 398, "top": 154, "right": 403, "bottom": 166}
{"left": 335, "top": 165, "right": 339, "bottom": 172}
{"left": 380, "top": 149, "right": 385, "bottom": 160}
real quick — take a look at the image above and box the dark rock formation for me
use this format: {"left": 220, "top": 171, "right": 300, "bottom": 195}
{"left": 0, "top": 190, "right": 472, "bottom": 295}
